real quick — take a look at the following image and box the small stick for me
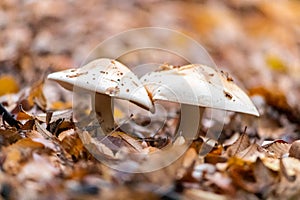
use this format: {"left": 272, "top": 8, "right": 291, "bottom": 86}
{"left": 243, "top": 126, "right": 247, "bottom": 134}
{"left": 0, "top": 103, "right": 22, "bottom": 129}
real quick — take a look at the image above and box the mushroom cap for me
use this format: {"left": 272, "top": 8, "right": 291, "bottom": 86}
{"left": 141, "top": 64, "right": 259, "bottom": 116}
{"left": 47, "top": 58, "right": 153, "bottom": 111}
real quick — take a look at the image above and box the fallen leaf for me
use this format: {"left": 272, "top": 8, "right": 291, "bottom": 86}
{"left": 263, "top": 157, "right": 300, "bottom": 177}
{"left": 225, "top": 133, "right": 251, "bottom": 157}
{"left": 28, "top": 79, "right": 47, "bottom": 111}
{"left": 79, "top": 130, "right": 116, "bottom": 161}
{"left": 0, "top": 128, "right": 22, "bottom": 146}
{"left": 206, "top": 172, "right": 235, "bottom": 195}
{"left": 0, "top": 75, "right": 19, "bottom": 96}
{"left": 17, "top": 153, "right": 60, "bottom": 181}
{"left": 26, "top": 130, "right": 57, "bottom": 151}
{"left": 36, "top": 109, "right": 73, "bottom": 124}
{"left": 262, "top": 140, "right": 291, "bottom": 158}
{"left": 236, "top": 143, "right": 267, "bottom": 162}
{"left": 111, "top": 131, "right": 143, "bottom": 152}
{"left": 2, "top": 138, "right": 44, "bottom": 174}
{"left": 59, "top": 129, "right": 87, "bottom": 161}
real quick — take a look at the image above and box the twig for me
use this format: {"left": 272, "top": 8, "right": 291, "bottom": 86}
{"left": 0, "top": 103, "right": 22, "bottom": 129}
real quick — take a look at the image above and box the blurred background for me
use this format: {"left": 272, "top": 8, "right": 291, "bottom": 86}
{"left": 0, "top": 1, "right": 300, "bottom": 199}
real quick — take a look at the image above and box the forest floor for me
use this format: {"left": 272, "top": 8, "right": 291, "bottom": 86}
{"left": 0, "top": 0, "right": 300, "bottom": 199}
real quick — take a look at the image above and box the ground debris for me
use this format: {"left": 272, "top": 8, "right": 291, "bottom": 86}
{"left": 0, "top": 0, "right": 300, "bottom": 199}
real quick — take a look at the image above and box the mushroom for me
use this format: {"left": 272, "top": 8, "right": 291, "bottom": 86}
{"left": 48, "top": 59, "right": 259, "bottom": 140}
{"left": 47, "top": 58, "right": 153, "bottom": 134}
{"left": 141, "top": 64, "right": 259, "bottom": 139}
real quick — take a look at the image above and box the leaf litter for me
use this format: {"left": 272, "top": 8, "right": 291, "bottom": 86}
{"left": 1, "top": 0, "right": 300, "bottom": 199}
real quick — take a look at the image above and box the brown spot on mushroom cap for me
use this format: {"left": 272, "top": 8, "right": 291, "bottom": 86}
{"left": 66, "top": 71, "right": 88, "bottom": 78}
{"left": 221, "top": 70, "right": 234, "bottom": 82}
{"left": 224, "top": 90, "right": 233, "bottom": 100}
{"left": 105, "top": 87, "right": 120, "bottom": 96}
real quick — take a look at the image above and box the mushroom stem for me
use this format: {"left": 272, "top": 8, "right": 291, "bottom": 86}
{"left": 176, "top": 104, "right": 204, "bottom": 140}
{"left": 94, "top": 93, "right": 115, "bottom": 134}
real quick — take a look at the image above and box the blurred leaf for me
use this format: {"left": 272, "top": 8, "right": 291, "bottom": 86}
{"left": 262, "top": 140, "right": 291, "bottom": 158}
{"left": 59, "top": 129, "right": 88, "bottom": 161}
{"left": 184, "top": 189, "right": 227, "bottom": 200}
{"left": 225, "top": 133, "right": 251, "bottom": 157}
{"left": 111, "top": 131, "right": 143, "bottom": 152}
{"left": 0, "top": 128, "right": 22, "bottom": 146}
{"left": 265, "top": 55, "right": 287, "bottom": 72}
{"left": 2, "top": 138, "right": 44, "bottom": 174}
{"left": 0, "top": 75, "right": 19, "bottom": 96}
{"left": 288, "top": 140, "right": 300, "bottom": 160}
{"left": 28, "top": 79, "right": 47, "bottom": 111}
{"left": 50, "top": 101, "right": 72, "bottom": 110}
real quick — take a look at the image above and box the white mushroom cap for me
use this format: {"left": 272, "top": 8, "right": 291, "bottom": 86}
{"left": 47, "top": 58, "right": 153, "bottom": 111}
{"left": 141, "top": 64, "right": 259, "bottom": 116}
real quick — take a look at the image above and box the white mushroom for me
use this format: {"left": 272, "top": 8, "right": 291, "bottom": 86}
{"left": 48, "top": 59, "right": 259, "bottom": 141}
{"left": 47, "top": 58, "right": 153, "bottom": 134}
{"left": 141, "top": 64, "right": 259, "bottom": 139}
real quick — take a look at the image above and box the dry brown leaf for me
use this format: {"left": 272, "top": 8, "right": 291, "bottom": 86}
{"left": 60, "top": 129, "right": 87, "bottom": 161}
{"left": 16, "top": 108, "right": 34, "bottom": 121}
{"left": 28, "top": 79, "right": 47, "bottom": 111}
{"left": 250, "top": 86, "right": 300, "bottom": 123}
{"left": 262, "top": 157, "right": 300, "bottom": 178}
{"left": 0, "top": 128, "right": 22, "bottom": 145}
{"left": 17, "top": 153, "right": 60, "bottom": 181}
{"left": 34, "top": 120, "right": 54, "bottom": 139}
{"left": 236, "top": 143, "right": 267, "bottom": 162}
{"left": 279, "top": 158, "right": 296, "bottom": 182}
{"left": 21, "top": 119, "right": 35, "bottom": 130}
{"left": 228, "top": 158, "right": 262, "bottom": 194}
{"left": 204, "top": 145, "right": 227, "bottom": 164}
{"left": 206, "top": 172, "right": 235, "bottom": 196}
{"left": 10, "top": 138, "right": 44, "bottom": 149}
{"left": 111, "top": 131, "right": 143, "bottom": 152}
{"left": 253, "top": 158, "right": 278, "bottom": 194}
{"left": 49, "top": 101, "right": 72, "bottom": 110}
{"left": 262, "top": 140, "right": 291, "bottom": 158}
{"left": 2, "top": 138, "right": 44, "bottom": 174}
{"left": 249, "top": 87, "right": 290, "bottom": 111}
{"left": 34, "top": 109, "right": 73, "bottom": 125}
{"left": 26, "top": 130, "right": 57, "bottom": 151}
{"left": 225, "top": 133, "right": 251, "bottom": 157}
{"left": 2, "top": 147, "right": 22, "bottom": 175}
{"left": 182, "top": 147, "right": 198, "bottom": 169}
{"left": 79, "top": 130, "right": 116, "bottom": 161}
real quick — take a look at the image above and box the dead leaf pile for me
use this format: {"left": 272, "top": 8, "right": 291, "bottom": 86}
{"left": 1, "top": 0, "right": 300, "bottom": 199}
